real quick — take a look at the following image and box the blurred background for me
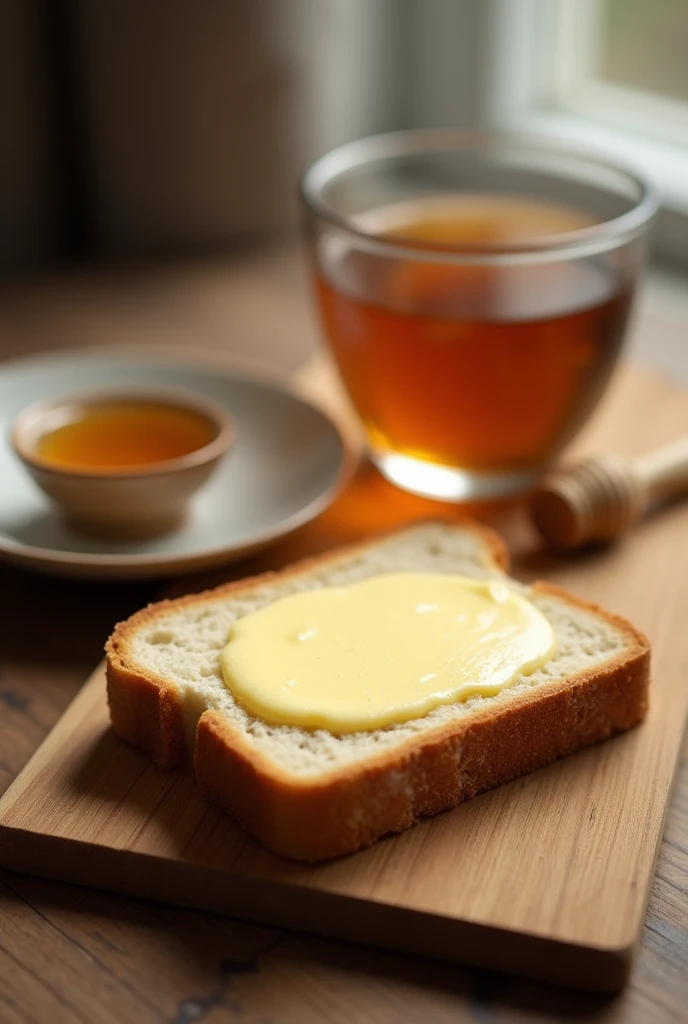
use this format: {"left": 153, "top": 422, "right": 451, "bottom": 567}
{"left": 2, "top": 0, "right": 688, "bottom": 274}
{"left": 1, "top": 0, "right": 687, "bottom": 381}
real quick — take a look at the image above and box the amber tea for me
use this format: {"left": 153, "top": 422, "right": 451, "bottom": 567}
{"left": 315, "top": 195, "right": 633, "bottom": 494}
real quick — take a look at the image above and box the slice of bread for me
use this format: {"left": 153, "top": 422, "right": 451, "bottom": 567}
{"left": 105, "top": 522, "right": 650, "bottom": 862}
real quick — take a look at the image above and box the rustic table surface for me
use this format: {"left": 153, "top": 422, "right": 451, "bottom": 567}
{"left": 0, "top": 247, "right": 686, "bottom": 1024}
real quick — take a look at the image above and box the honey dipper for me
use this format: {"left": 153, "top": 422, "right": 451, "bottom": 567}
{"left": 529, "top": 436, "right": 688, "bottom": 550}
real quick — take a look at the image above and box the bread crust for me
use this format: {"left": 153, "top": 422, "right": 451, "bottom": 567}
{"left": 105, "top": 523, "right": 650, "bottom": 862}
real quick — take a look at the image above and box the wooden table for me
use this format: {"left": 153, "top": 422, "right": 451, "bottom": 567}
{"left": 1, "top": 247, "right": 687, "bottom": 1024}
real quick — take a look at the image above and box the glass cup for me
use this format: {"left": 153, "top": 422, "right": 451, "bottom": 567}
{"left": 300, "top": 129, "right": 657, "bottom": 502}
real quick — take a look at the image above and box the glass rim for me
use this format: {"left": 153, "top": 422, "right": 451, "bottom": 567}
{"left": 299, "top": 128, "right": 659, "bottom": 264}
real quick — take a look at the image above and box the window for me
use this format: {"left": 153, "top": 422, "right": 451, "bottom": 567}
{"left": 482, "top": 0, "right": 688, "bottom": 264}
{"left": 547, "top": 0, "right": 688, "bottom": 149}
{"left": 407, "top": 0, "right": 688, "bottom": 265}
{"left": 602, "top": 0, "right": 688, "bottom": 104}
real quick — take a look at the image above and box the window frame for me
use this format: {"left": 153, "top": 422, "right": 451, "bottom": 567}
{"left": 406, "top": 0, "right": 688, "bottom": 266}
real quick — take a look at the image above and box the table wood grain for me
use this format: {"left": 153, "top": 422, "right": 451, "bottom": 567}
{"left": 0, "top": 247, "right": 687, "bottom": 1023}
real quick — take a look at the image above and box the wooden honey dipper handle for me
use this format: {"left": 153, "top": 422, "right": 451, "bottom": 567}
{"left": 530, "top": 436, "right": 688, "bottom": 550}
{"left": 635, "top": 436, "right": 688, "bottom": 503}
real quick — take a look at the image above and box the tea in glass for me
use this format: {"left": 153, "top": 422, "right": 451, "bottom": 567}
{"left": 302, "top": 133, "right": 656, "bottom": 501}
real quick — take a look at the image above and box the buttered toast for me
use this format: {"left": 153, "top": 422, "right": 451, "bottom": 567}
{"left": 105, "top": 522, "right": 650, "bottom": 861}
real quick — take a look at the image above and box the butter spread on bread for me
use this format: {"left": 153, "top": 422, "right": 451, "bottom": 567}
{"left": 219, "top": 573, "right": 557, "bottom": 732}
{"left": 105, "top": 521, "right": 650, "bottom": 862}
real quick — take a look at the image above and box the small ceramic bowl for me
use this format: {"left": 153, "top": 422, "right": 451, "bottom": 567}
{"left": 11, "top": 388, "right": 235, "bottom": 539}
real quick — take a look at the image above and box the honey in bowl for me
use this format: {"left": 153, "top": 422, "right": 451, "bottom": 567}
{"left": 316, "top": 194, "right": 633, "bottom": 488}
{"left": 12, "top": 391, "right": 234, "bottom": 539}
{"left": 36, "top": 400, "right": 218, "bottom": 471}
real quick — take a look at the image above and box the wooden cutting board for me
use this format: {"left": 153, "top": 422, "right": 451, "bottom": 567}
{"left": 1, "top": 364, "right": 687, "bottom": 994}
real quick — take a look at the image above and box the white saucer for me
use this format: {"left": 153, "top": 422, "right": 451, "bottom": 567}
{"left": 0, "top": 347, "right": 352, "bottom": 579}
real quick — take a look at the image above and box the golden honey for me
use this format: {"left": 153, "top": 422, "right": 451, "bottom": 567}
{"left": 37, "top": 401, "right": 216, "bottom": 471}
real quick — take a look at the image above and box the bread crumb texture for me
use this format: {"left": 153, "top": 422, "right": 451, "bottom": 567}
{"left": 127, "top": 523, "right": 627, "bottom": 777}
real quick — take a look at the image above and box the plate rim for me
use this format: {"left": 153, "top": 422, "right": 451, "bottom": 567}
{"left": 0, "top": 345, "right": 356, "bottom": 577}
